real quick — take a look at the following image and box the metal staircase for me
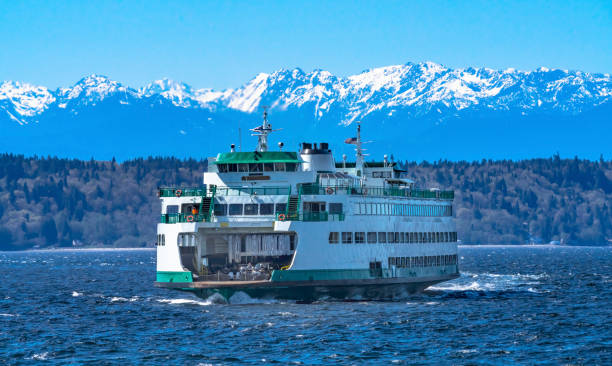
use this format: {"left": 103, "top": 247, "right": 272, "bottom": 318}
{"left": 197, "top": 184, "right": 216, "bottom": 221}
{"left": 283, "top": 185, "right": 301, "bottom": 220}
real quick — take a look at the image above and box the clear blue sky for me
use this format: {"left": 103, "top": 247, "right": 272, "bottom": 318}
{"left": 0, "top": 0, "right": 610, "bottom": 89}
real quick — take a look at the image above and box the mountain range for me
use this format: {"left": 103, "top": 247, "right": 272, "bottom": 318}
{"left": 1, "top": 62, "right": 611, "bottom": 161}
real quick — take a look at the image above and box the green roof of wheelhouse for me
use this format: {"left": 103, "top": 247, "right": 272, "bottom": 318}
{"left": 214, "top": 151, "right": 303, "bottom": 164}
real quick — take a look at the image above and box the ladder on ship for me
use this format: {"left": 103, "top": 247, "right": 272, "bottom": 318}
{"left": 287, "top": 195, "right": 300, "bottom": 220}
{"left": 198, "top": 185, "right": 216, "bottom": 221}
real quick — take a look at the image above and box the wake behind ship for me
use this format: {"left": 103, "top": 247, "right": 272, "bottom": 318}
{"left": 154, "top": 111, "right": 459, "bottom": 301}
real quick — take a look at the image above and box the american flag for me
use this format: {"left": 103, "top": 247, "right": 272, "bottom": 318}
{"left": 344, "top": 137, "right": 358, "bottom": 144}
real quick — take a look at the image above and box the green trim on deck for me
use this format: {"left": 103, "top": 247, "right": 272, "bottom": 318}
{"left": 156, "top": 271, "right": 193, "bottom": 283}
{"left": 271, "top": 269, "right": 376, "bottom": 282}
{"left": 214, "top": 151, "right": 303, "bottom": 164}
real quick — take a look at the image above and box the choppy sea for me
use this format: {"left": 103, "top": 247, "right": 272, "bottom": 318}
{"left": 1, "top": 246, "right": 611, "bottom": 365}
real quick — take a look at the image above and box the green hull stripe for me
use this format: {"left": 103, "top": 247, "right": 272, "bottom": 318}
{"left": 157, "top": 271, "right": 193, "bottom": 283}
{"left": 271, "top": 266, "right": 458, "bottom": 282}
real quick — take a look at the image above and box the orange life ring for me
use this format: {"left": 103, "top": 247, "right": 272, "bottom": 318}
{"left": 186, "top": 215, "right": 194, "bottom": 222}
{"left": 326, "top": 187, "right": 334, "bottom": 194}
{"left": 175, "top": 189, "right": 182, "bottom": 197}
{"left": 278, "top": 213, "right": 286, "bottom": 221}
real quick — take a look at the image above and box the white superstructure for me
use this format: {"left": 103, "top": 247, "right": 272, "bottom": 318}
{"left": 155, "top": 114, "right": 459, "bottom": 300}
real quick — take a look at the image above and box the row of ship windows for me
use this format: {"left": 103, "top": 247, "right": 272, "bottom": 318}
{"left": 389, "top": 255, "right": 458, "bottom": 268}
{"left": 329, "top": 231, "right": 458, "bottom": 244}
{"left": 356, "top": 203, "right": 452, "bottom": 217}
{"left": 217, "top": 162, "right": 299, "bottom": 173}
{"left": 213, "top": 203, "right": 344, "bottom": 216}
{"left": 155, "top": 234, "right": 166, "bottom": 246}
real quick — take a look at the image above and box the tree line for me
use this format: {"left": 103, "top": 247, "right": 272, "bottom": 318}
{"left": 0, "top": 153, "right": 610, "bottom": 250}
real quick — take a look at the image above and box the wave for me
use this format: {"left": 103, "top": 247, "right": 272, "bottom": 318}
{"left": 428, "top": 271, "right": 549, "bottom": 295}
{"left": 110, "top": 296, "right": 139, "bottom": 302}
{"left": 157, "top": 297, "right": 218, "bottom": 306}
{"left": 26, "top": 352, "right": 49, "bottom": 360}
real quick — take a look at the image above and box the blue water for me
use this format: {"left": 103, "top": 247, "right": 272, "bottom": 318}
{"left": 1, "top": 246, "right": 611, "bottom": 364}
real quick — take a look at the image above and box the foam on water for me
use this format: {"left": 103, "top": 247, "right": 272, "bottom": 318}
{"left": 157, "top": 297, "right": 216, "bottom": 306}
{"left": 228, "top": 291, "right": 286, "bottom": 305}
{"left": 429, "top": 271, "right": 549, "bottom": 294}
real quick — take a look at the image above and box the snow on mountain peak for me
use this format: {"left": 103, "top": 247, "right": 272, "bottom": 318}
{"left": 1, "top": 62, "right": 611, "bottom": 124}
{"left": 0, "top": 81, "right": 55, "bottom": 122}
{"left": 58, "top": 74, "right": 128, "bottom": 104}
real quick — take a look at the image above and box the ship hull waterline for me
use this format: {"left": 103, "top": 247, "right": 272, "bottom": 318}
{"left": 155, "top": 273, "right": 460, "bottom": 301}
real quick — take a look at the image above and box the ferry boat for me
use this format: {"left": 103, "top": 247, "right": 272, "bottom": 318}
{"left": 154, "top": 111, "right": 459, "bottom": 301}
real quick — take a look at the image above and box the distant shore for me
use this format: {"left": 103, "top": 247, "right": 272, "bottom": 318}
{"left": 2, "top": 243, "right": 610, "bottom": 253}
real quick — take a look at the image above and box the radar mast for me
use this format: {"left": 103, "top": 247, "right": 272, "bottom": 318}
{"left": 250, "top": 106, "right": 273, "bottom": 152}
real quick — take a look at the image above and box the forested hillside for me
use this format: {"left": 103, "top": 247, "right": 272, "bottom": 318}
{"left": 0, "top": 154, "right": 610, "bottom": 250}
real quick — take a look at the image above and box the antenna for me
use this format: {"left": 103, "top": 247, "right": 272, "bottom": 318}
{"left": 250, "top": 106, "right": 282, "bottom": 152}
{"left": 238, "top": 121, "right": 242, "bottom": 152}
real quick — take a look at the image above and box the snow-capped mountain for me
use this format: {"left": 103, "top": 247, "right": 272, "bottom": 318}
{"left": 1, "top": 62, "right": 611, "bottom": 160}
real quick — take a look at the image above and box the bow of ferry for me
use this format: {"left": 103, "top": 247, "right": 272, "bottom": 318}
{"left": 154, "top": 112, "right": 459, "bottom": 301}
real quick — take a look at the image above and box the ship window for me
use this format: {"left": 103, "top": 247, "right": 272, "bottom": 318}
{"left": 355, "top": 232, "right": 365, "bottom": 244}
{"left": 399, "top": 232, "right": 405, "bottom": 243}
{"left": 218, "top": 164, "right": 228, "bottom": 173}
{"left": 166, "top": 205, "right": 179, "bottom": 214}
{"left": 260, "top": 203, "right": 274, "bottom": 215}
{"left": 329, "top": 203, "right": 343, "bottom": 214}
{"left": 394, "top": 232, "right": 400, "bottom": 243}
{"left": 214, "top": 204, "right": 227, "bottom": 216}
{"left": 238, "top": 164, "right": 249, "bottom": 172}
{"left": 240, "top": 236, "right": 246, "bottom": 252}
{"left": 249, "top": 163, "right": 263, "bottom": 172}
{"left": 229, "top": 204, "right": 243, "bottom": 215}
{"left": 378, "top": 232, "right": 386, "bottom": 243}
{"left": 162, "top": 234, "right": 165, "bottom": 246}
{"left": 264, "top": 163, "right": 274, "bottom": 172}
{"left": 328, "top": 232, "right": 339, "bottom": 244}
{"left": 286, "top": 163, "right": 297, "bottom": 171}
{"left": 341, "top": 232, "right": 352, "bottom": 244}
{"left": 388, "top": 232, "right": 395, "bottom": 243}
{"left": 290, "top": 235, "right": 295, "bottom": 250}
{"left": 244, "top": 204, "right": 258, "bottom": 215}
{"left": 274, "top": 163, "right": 286, "bottom": 171}
{"left": 228, "top": 164, "right": 238, "bottom": 172}
{"left": 275, "top": 203, "right": 286, "bottom": 214}
{"left": 367, "top": 232, "right": 377, "bottom": 243}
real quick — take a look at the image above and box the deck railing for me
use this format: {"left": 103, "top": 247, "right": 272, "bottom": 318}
{"left": 160, "top": 184, "right": 453, "bottom": 200}
{"left": 160, "top": 213, "right": 211, "bottom": 223}
{"left": 301, "top": 183, "right": 454, "bottom": 200}
{"left": 158, "top": 187, "right": 207, "bottom": 197}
